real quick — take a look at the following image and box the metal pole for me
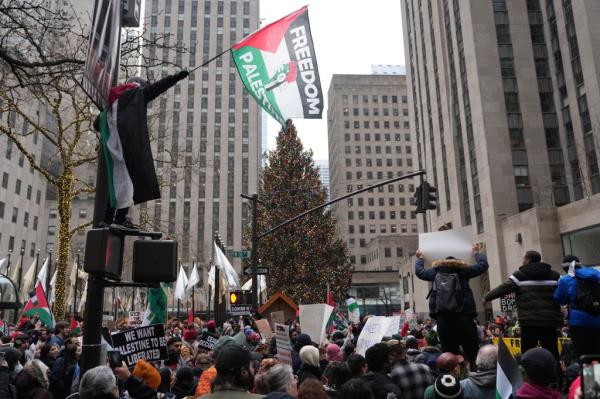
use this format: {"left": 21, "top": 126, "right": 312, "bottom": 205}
{"left": 73, "top": 252, "right": 80, "bottom": 316}
{"left": 81, "top": 146, "right": 109, "bottom": 374}
{"left": 17, "top": 247, "right": 24, "bottom": 292}
{"left": 33, "top": 250, "right": 40, "bottom": 291}
{"left": 6, "top": 249, "right": 12, "bottom": 275}
{"left": 177, "top": 299, "right": 181, "bottom": 321}
{"left": 250, "top": 193, "right": 259, "bottom": 311}
{"left": 213, "top": 234, "right": 221, "bottom": 325}
{"left": 46, "top": 249, "right": 53, "bottom": 298}
{"left": 420, "top": 174, "right": 428, "bottom": 233}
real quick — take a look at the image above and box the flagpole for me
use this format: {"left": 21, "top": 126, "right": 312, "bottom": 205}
{"left": 6, "top": 249, "right": 12, "bottom": 275}
{"left": 73, "top": 251, "right": 80, "bottom": 316}
{"left": 46, "top": 248, "right": 53, "bottom": 299}
{"left": 17, "top": 247, "right": 24, "bottom": 294}
{"left": 33, "top": 250, "right": 40, "bottom": 291}
{"left": 189, "top": 48, "right": 232, "bottom": 74}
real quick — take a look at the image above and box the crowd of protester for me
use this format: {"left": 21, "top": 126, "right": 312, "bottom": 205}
{"left": 0, "top": 248, "right": 596, "bottom": 398}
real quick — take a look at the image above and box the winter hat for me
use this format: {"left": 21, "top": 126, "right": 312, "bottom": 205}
{"left": 213, "top": 335, "right": 237, "bottom": 359}
{"left": 300, "top": 345, "right": 320, "bottom": 367}
{"left": 23, "top": 359, "right": 50, "bottom": 389}
{"left": 521, "top": 347, "right": 558, "bottom": 386}
{"left": 293, "top": 333, "right": 313, "bottom": 352}
{"left": 404, "top": 335, "right": 418, "bottom": 349}
{"left": 206, "top": 320, "right": 216, "bottom": 330}
{"left": 0, "top": 347, "right": 21, "bottom": 370}
{"left": 176, "top": 366, "right": 194, "bottom": 383}
{"left": 326, "top": 343, "right": 344, "bottom": 362}
{"left": 425, "top": 331, "right": 439, "bottom": 347}
{"left": 434, "top": 373, "right": 462, "bottom": 398}
{"left": 244, "top": 328, "right": 255, "bottom": 337}
{"left": 216, "top": 345, "right": 251, "bottom": 373}
{"left": 133, "top": 359, "right": 161, "bottom": 390}
{"left": 183, "top": 329, "right": 198, "bottom": 341}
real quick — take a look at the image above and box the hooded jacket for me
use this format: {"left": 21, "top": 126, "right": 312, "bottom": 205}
{"left": 459, "top": 368, "right": 496, "bottom": 399}
{"left": 360, "top": 371, "right": 402, "bottom": 399}
{"left": 516, "top": 382, "right": 561, "bottom": 399}
{"left": 554, "top": 267, "right": 600, "bottom": 328}
{"left": 485, "top": 262, "right": 561, "bottom": 327}
{"left": 416, "top": 253, "right": 489, "bottom": 318}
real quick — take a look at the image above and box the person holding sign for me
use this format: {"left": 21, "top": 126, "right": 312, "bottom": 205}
{"left": 415, "top": 244, "right": 488, "bottom": 368}
{"left": 484, "top": 250, "right": 562, "bottom": 359}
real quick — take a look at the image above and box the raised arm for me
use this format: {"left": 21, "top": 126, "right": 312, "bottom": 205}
{"left": 144, "top": 70, "right": 189, "bottom": 103}
{"left": 462, "top": 246, "right": 489, "bottom": 278}
{"left": 415, "top": 250, "right": 436, "bottom": 281}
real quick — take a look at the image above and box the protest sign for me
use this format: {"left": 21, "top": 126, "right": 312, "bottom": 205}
{"left": 500, "top": 292, "right": 517, "bottom": 313}
{"left": 271, "top": 310, "right": 285, "bottom": 326}
{"left": 385, "top": 316, "right": 401, "bottom": 337}
{"left": 419, "top": 227, "right": 473, "bottom": 267}
{"left": 492, "top": 337, "right": 571, "bottom": 356}
{"left": 299, "top": 304, "right": 334, "bottom": 345}
{"left": 230, "top": 304, "right": 252, "bottom": 317}
{"left": 128, "top": 311, "right": 143, "bottom": 326}
{"left": 111, "top": 324, "right": 168, "bottom": 366}
{"left": 256, "top": 319, "right": 274, "bottom": 340}
{"left": 356, "top": 316, "right": 391, "bottom": 356}
{"left": 198, "top": 331, "right": 219, "bottom": 351}
{"left": 275, "top": 323, "right": 292, "bottom": 365}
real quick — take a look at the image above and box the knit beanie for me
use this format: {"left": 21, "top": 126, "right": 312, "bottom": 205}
{"left": 326, "top": 343, "right": 344, "bottom": 362}
{"left": 434, "top": 373, "right": 462, "bottom": 398}
{"left": 299, "top": 345, "right": 320, "bottom": 367}
{"left": 133, "top": 359, "right": 161, "bottom": 390}
{"left": 521, "top": 347, "right": 558, "bottom": 386}
{"left": 425, "top": 330, "right": 439, "bottom": 347}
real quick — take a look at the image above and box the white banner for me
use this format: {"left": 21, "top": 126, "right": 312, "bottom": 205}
{"left": 299, "top": 303, "right": 333, "bottom": 345}
{"left": 275, "top": 323, "right": 292, "bottom": 365}
{"left": 419, "top": 227, "right": 473, "bottom": 267}
{"left": 356, "top": 316, "right": 391, "bottom": 356}
{"left": 385, "top": 316, "right": 401, "bottom": 337}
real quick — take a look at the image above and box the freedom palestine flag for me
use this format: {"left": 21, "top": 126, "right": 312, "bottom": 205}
{"left": 23, "top": 281, "right": 55, "bottom": 329}
{"left": 496, "top": 336, "right": 523, "bottom": 398}
{"left": 232, "top": 6, "right": 323, "bottom": 126}
{"left": 142, "top": 284, "right": 168, "bottom": 326}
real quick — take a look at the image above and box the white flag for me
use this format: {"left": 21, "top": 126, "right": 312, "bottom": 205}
{"left": 78, "top": 276, "right": 88, "bottom": 313}
{"left": 213, "top": 242, "right": 240, "bottom": 289}
{"left": 66, "top": 260, "right": 79, "bottom": 309}
{"left": 9, "top": 257, "right": 21, "bottom": 284}
{"left": 174, "top": 265, "right": 189, "bottom": 301}
{"left": 187, "top": 263, "right": 200, "bottom": 292}
{"left": 36, "top": 258, "right": 49, "bottom": 292}
{"left": 49, "top": 269, "right": 58, "bottom": 303}
{"left": 0, "top": 257, "right": 7, "bottom": 274}
{"left": 208, "top": 264, "right": 215, "bottom": 289}
{"left": 20, "top": 259, "right": 37, "bottom": 302}
{"left": 241, "top": 275, "right": 267, "bottom": 294}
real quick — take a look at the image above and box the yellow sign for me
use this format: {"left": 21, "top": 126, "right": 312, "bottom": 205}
{"left": 492, "top": 337, "right": 570, "bottom": 356}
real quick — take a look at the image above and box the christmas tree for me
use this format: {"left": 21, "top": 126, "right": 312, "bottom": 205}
{"left": 252, "top": 120, "right": 352, "bottom": 304}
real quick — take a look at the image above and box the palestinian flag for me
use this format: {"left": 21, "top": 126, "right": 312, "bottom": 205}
{"left": 70, "top": 316, "right": 81, "bottom": 335}
{"left": 325, "top": 286, "right": 335, "bottom": 333}
{"left": 232, "top": 6, "right": 323, "bottom": 126}
{"left": 496, "top": 336, "right": 523, "bottom": 399}
{"left": 23, "top": 281, "right": 54, "bottom": 329}
{"left": 347, "top": 297, "right": 360, "bottom": 324}
{"left": 142, "top": 284, "right": 167, "bottom": 326}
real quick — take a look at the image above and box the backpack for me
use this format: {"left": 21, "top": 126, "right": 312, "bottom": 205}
{"left": 574, "top": 277, "right": 600, "bottom": 315}
{"left": 433, "top": 272, "right": 463, "bottom": 314}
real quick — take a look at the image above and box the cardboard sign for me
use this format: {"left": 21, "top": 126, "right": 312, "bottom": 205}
{"left": 500, "top": 292, "right": 517, "bottom": 313}
{"left": 256, "top": 319, "right": 274, "bottom": 340}
{"left": 111, "top": 324, "right": 168, "bottom": 366}
{"left": 356, "top": 316, "right": 391, "bottom": 356}
{"left": 271, "top": 310, "right": 285, "bottom": 326}
{"left": 385, "top": 316, "right": 401, "bottom": 337}
{"left": 128, "top": 311, "right": 143, "bottom": 326}
{"left": 275, "top": 323, "right": 292, "bottom": 365}
{"left": 198, "top": 331, "right": 219, "bottom": 351}
{"left": 419, "top": 227, "right": 473, "bottom": 267}
{"left": 299, "top": 303, "right": 334, "bottom": 345}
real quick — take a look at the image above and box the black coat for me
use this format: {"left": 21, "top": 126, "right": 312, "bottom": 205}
{"left": 297, "top": 363, "right": 322, "bottom": 384}
{"left": 416, "top": 254, "right": 489, "bottom": 318}
{"left": 361, "top": 372, "right": 402, "bottom": 399}
{"left": 485, "top": 262, "right": 562, "bottom": 327}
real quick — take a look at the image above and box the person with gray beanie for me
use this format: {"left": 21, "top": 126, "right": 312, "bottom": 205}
{"left": 78, "top": 366, "right": 119, "bottom": 399}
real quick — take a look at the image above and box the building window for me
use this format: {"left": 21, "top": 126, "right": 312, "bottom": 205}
{"left": 1, "top": 172, "right": 8, "bottom": 188}
{"left": 49, "top": 209, "right": 57, "bottom": 219}
{"left": 11, "top": 207, "right": 18, "bottom": 223}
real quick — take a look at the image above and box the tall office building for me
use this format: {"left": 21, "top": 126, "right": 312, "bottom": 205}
{"left": 328, "top": 74, "right": 418, "bottom": 314}
{"left": 142, "top": 0, "right": 262, "bottom": 281}
{"left": 314, "top": 159, "right": 330, "bottom": 199}
{"left": 402, "top": 0, "right": 600, "bottom": 312}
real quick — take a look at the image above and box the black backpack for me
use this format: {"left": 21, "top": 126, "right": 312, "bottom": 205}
{"left": 433, "top": 272, "right": 464, "bottom": 314}
{"left": 574, "top": 277, "right": 600, "bottom": 315}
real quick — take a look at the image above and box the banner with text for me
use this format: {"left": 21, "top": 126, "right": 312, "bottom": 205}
{"left": 299, "top": 303, "right": 333, "bottom": 345}
{"left": 356, "top": 316, "right": 391, "bottom": 356}
{"left": 492, "top": 337, "right": 570, "bottom": 356}
{"left": 111, "top": 324, "right": 168, "bottom": 366}
{"left": 198, "top": 331, "right": 220, "bottom": 351}
{"left": 275, "top": 323, "right": 292, "bottom": 365}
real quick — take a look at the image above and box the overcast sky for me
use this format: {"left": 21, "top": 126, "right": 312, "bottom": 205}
{"left": 259, "top": 0, "right": 406, "bottom": 161}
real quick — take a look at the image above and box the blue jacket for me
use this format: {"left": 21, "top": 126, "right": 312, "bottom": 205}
{"left": 416, "top": 253, "right": 489, "bottom": 318}
{"left": 554, "top": 267, "right": 600, "bottom": 328}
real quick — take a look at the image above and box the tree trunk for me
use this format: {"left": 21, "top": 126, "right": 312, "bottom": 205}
{"left": 54, "top": 170, "right": 74, "bottom": 318}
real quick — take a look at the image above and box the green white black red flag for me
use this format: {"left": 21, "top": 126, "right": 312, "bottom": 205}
{"left": 232, "top": 6, "right": 323, "bottom": 125}
{"left": 23, "top": 281, "right": 55, "bottom": 329}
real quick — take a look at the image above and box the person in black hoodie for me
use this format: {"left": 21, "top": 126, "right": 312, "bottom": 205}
{"left": 360, "top": 343, "right": 401, "bottom": 399}
{"left": 484, "top": 250, "right": 562, "bottom": 358}
{"left": 170, "top": 367, "right": 196, "bottom": 398}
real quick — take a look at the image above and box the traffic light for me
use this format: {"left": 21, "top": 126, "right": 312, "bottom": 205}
{"left": 414, "top": 181, "right": 437, "bottom": 214}
{"left": 230, "top": 290, "right": 243, "bottom": 305}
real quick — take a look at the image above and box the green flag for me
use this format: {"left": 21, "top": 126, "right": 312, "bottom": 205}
{"left": 142, "top": 285, "right": 167, "bottom": 326}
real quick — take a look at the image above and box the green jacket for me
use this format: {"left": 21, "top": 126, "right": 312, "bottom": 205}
{"left": 485, "top": 262, "right": 561, "bottom": 327}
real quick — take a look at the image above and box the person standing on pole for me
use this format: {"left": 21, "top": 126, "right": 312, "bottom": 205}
{"left": 415, "top": 244, "right": 488, "bottom": 368}
{"left": 484, "top": 250, "right": 561, "bottom": 359}
{"left": 93, "top": 71, "right": 189, "bottom": 230}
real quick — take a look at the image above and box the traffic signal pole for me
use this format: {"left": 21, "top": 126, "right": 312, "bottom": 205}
{"left": 420, "top": 174, "right": 428, "bottom": 233}
{"left": 242, "top": 170, "right": 426, "bottom": 311}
